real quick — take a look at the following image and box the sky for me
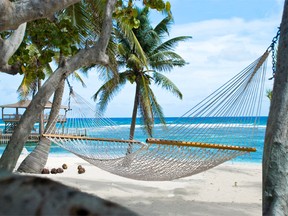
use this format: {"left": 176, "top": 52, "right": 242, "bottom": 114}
{"left": 0, "top": 0, "right": 285, "bottom": 117}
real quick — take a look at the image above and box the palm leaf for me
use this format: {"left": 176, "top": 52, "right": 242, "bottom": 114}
{"left": 149, "top": 51, "right": 187, "bottom": 71}
{"left": 152, "top": 72, "right": 183, "bottom": 99}
{"left": 116, "top": 22, "right": 148, "bottom": 68}
{"left": 154, "top": 16, "right": 173, "bottom": 37}
{"left": 93, "top": 72, "right": 129, "bottom": 112}
{"left": 17, "top": 73, "right": 37, "bottom": 100}
{"left": 151, "top": 36, "right": 192, "bottom": 54}
{"left": 127, "top": 54, "right": 144, "bottom": 69}
{"left": 71, "top": 71, "right": 87, "bottom": 88}
{"left": 147, "top": 86, "right": 166, "bottom": 127}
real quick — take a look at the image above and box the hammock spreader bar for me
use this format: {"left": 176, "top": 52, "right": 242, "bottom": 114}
{"left": 42, "top": 134, "right": 142, "bottom": 144}
{"left": 146, "top": 138, "right": 257, "bottom": 152}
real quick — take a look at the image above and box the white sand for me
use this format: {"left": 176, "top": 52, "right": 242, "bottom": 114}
{"left": 19, "top": 154, "right": 262, "bottom": 216}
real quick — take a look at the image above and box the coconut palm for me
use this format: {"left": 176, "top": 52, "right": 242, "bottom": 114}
{"left": 94, "top": 7, "right": 192, "bottom": 139}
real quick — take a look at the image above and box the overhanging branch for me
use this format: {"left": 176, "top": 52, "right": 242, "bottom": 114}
{"left": 0, "top": 0, "right": 81, "bottom": 31}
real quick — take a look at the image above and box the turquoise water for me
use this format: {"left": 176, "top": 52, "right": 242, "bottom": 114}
{"left": 0, "top": 117, "right": 267, "bottom": 163}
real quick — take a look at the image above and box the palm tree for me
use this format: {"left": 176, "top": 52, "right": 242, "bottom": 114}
{"left": 94, "top": 7, "right": 192, "bottom": 139}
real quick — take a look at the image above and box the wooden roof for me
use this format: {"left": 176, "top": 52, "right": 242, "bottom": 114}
{"left": 0, "top": 100, "right": 68, "bottom": 109}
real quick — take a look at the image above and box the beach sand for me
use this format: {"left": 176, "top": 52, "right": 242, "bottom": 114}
{"left": 17, "top": 154, "right": 262, "bottom": 216}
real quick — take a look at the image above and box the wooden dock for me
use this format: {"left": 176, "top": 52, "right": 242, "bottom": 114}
{"left": 0, "top": 133, "right": 40, "bottom": 144}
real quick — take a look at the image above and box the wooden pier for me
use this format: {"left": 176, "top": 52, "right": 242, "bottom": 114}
{"left": 0, "top": 133, "right": 40, "bottom": 144}
{"left": 0, "top": 100, "right": 68, "bottom": 144}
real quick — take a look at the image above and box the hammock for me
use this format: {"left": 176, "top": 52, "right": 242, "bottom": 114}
{"left": 43, "top": 50, "right": 269, "bottom": 181}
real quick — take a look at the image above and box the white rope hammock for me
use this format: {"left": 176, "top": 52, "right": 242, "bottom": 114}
{"left": 43, "top": 50, "right": 269, "bottom": 181}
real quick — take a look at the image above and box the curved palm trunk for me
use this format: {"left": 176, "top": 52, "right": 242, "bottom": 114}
{"left": 17, "top": 78, "right": 65, "bottom": 173}
{"left": 263, "top": 1, "right": 288, "bottom": 214}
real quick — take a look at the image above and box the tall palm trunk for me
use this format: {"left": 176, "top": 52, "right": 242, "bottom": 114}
{"left": 17, "top": 78, "right": 65, "bottom": 173}
{"left": 126, "top": 83, "right": 140, "bottom": 155}
{"left": 263, "top": 1, "right": 288, "bottom": 214}
{"left": 129, "top": 83, "right": 140, "bottom": 140}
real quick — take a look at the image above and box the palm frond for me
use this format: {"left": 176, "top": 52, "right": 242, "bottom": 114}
{"left": 93, "top": 72, "right": 129, "bottom": 112}
{"left": 149, "top": 51, "right": 187, "bottom": 71}
{"left": 151, "top": 60, "right": 186, "bottom": 72}
{"left": 65, "top": 3, "right": 86, "bottom": 28}
{"left": 154, "top": 16, "right": 173, "bottom": 37}
{"left": 147, "top": 86, "right": 166, "bottom": 127}
{"left": 116, "top": 22, "right": 148, "bottom": 67}
{"left": 61, "top": 2, "right": 95, "bottom": 46}
{"left": 43, "top": 63, "right": 54, "bottom": 76}
{"left": 71, "top": 71, "right": 87, "bottom": 88}
{"left": 127, "top": 54, "right": 144, "bottom": 69}
{"left": 17, "top": 74, "right": 37, "bottom": 100}
{"left": 151, "top": 36, "right": 192, "bottom": 54}
{"left": 152, "top": 72, "right": 183, "bottom": 99}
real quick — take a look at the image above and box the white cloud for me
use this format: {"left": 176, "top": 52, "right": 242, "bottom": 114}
{"left": 145, "top": 17, "right": 280, "bottom": 117}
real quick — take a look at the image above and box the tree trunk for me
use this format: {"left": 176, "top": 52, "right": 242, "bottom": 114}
{"left": 0, "top": 0, "right": 81, "bottom": 31}
{"left": 0, "top": 22, "right": 27, "bottom": 75}
{"left": 125, "top": 83, "right": 140, "bottom": 156}
{"left": 0, "top": 172, "right": 137, "bottom": 215}
{"left": 38, "top": 78, "right": 45, "bottom": 135}
{"left": 263, "top": 1, "right": 288, "bottom": 215}
{"left": 0, "top": 0, "right": 116, "bottom": 172}
{"left": 17, "top": 78, "right": 66, "bottom": 173}
{"left": 129, "top": 83, "right": 140, "bottom": 140}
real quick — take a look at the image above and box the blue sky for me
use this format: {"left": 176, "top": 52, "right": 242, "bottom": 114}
{"left": 0, "top": 0, "right": 285, "bottom": 117}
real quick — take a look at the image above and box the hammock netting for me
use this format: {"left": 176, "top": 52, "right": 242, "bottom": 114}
{"left": 44, "top": 51, "right": 269, "bottom": 181}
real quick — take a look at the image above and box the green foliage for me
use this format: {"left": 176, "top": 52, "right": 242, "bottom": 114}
{"left": 114, "top": 0, "right": 171, "bottom": 28}
{"left": 10, "top": 16, "right": 81, "bottom": 81}
{"left": 7, "top": 8, "right": 88, "bottom": 99}
{"left": 266, "top": 89, "right": 272, "bottom": 101}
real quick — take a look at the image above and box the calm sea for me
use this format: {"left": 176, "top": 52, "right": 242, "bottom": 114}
{"left": 0, "top": 117, "right": 267, "bottom": 163}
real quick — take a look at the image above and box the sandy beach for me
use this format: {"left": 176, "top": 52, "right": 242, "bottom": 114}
{"left": 15, "top": 153, "right": 262, "bottom": 216}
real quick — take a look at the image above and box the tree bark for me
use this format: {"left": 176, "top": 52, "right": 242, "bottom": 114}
{"left": 17, "top": 78, "right": 66, "bottom": 173}
{"left": 263, "top": 1, "right": 288, "bottom": 215}
{"left": 0, "top": 22, "right": 26, "bottom": 74}
{"left": 0, "top": 0, "right": 81, "bottom": 31}
{"left": 0, "top": 0, "right": 117, "bottom": 172}
{"left": 0, "top": 172, "right": 137, "bottom": 215}
{"left": 38, "top": 78, "right": 45, "bottom": 135}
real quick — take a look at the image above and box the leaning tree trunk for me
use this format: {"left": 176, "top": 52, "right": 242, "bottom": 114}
{"left": 263, "top": 1, "right": 288, "bottom": 215}
{"left": 17, "top": 78, "right": 65, "bottom": 173}
{"left": 38, "top": 79, "right": 45, "bottom": 135}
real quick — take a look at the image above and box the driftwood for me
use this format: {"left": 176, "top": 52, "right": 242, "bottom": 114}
{"left": 0, "top": 171, "right": 137, "bottom": 215}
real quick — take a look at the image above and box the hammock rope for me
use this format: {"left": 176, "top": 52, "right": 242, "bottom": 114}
{"left": 43, "top": 50, "right": 269, "bottom": 181}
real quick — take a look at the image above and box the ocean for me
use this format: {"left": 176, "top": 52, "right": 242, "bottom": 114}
{"left": 0, "top": 117, "right": 267, "bottom": 163}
